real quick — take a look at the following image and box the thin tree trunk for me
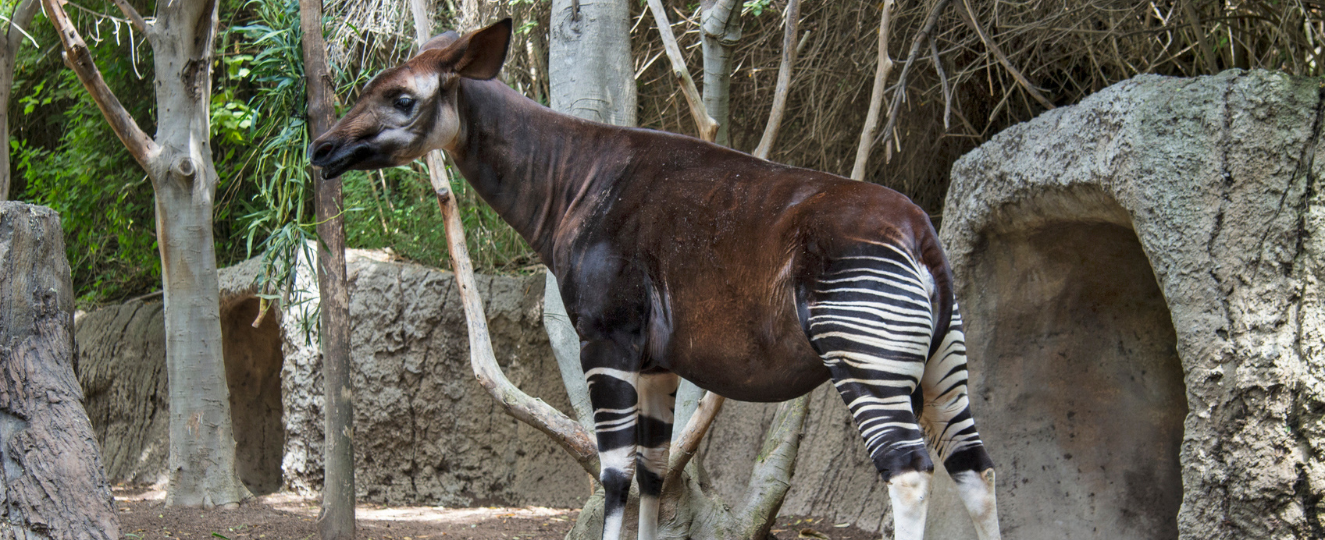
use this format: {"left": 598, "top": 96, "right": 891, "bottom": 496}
{"left": 0, "top": 0, "right": 37, "bottom": 201}
{"left": 700, "top": 0, "right": 741, "bottom": 146}
{"left": 42, "top": 0, "right": 252, "bottom": 508}
{"left": 0, "top": 202, "right": 120, "bottom": 539}
{"left": 300, "top": 0, "right": 355, "bottom": 537}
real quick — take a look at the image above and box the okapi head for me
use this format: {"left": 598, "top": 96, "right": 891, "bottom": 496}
{"left": 309, "top": 19, "right": 512, "bottom": 179}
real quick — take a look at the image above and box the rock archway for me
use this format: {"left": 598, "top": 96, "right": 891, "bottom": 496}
{"left": 933, "top": 70, "right": 1325, "bottom": 539}
{"left": 957, "top": 189, "right": 1186, "bottom": 538}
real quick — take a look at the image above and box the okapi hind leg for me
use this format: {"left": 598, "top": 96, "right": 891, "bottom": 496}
{"left": 919, "top": 305, "right": 1000, "bottom": 540}
{"left": 634, "top": 371, "right": 680, "bottom": 540}
{"left": 803, "top": 242, "right": 941, "bottom": 540}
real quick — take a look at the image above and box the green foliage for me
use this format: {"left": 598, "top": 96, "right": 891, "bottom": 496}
{"left": 10, "top": 0, "right": 537, "bottom": 306}
{"left": 12, "top": 9, "right": 161, "bottom": 306}
{"left": 741, "top": 0, "right": 773, "bottom": 17}
{"left": 342, "top": 165, "right": 537, "bottom": 272}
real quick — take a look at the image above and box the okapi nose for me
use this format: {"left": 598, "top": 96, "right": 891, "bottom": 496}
{"left": 309, "top": 140, "right": 337, "bottom": 165}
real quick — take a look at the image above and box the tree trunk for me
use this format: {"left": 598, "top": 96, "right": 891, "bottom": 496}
{"left": 0, "top": 202, "right": 120, "bottom": 539}
{"left": 700, "top": 0, "right": 740, "bottom": 146}
{"left": 0, "top": 0, "right": 37, "bottom": 201}
{"left": 549, "top": 0, "right": 636, "bottom": 127}
{"left": 42, "top": 0, "right": 252, "bottom": 507}
{"left": 300, "top": 0, "right": 355, "bottom": 537}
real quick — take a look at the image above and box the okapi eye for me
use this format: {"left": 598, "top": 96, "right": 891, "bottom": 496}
{"left": 394, "top": 96, "right": 415, "bottom": 113}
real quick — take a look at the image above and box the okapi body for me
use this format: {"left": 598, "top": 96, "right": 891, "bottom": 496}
{"left": 310, "top": 19, "right": 1001, "bottom": 540}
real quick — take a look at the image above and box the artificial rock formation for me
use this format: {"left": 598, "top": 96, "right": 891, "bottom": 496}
{"left": 78, "top": 251, "right": 591, "bottom": 508}
{"left": 930, "top": 69, "right": 1325, "bottom": 540}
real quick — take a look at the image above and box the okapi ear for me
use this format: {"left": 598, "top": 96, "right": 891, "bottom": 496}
{"left": 453, "top": 18, "right": 512, "bottom": 80}
{"left": 419, "top": 30, "right": 462, "bottom": 54}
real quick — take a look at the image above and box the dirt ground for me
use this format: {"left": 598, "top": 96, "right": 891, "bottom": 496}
{"left": 114, "top": 488, "right": 881, "bottom": 540}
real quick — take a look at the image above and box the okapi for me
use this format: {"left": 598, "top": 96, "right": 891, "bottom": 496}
{"left": 309, "top": 19, "right": 1000, "bottom": 540}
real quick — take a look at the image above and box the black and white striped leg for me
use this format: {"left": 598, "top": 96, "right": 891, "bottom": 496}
{"left": 805, "top": 244, "right": 938, "bottom": 540}
{"left": 634, "top": 371, "right": 678, "bottom": 540}
{"left": 583, "top": 341, "right": 641, "bottom": 540}
{"left": 919, "top": 306, "right": 1000, "bottom": 540}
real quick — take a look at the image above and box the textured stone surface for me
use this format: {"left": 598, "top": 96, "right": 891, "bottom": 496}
{"left": 932, "top": 69, "right": 1325, "bottom": 540}
{"left": 280, "top": 253, "right": 590, "bottom": 507}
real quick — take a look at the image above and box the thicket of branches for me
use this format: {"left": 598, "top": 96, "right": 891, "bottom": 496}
{"left": 9, "top": 0, "right": 1322, "bottom": 304}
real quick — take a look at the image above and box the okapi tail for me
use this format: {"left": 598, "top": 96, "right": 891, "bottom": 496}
{"left": 918, "top": 229, "right": 955, "bottom": 361}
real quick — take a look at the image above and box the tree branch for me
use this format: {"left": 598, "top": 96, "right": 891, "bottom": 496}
{"left": 930, "top": 35, "right": 951, "bottom": 130}
{"left": 411, "top": 13, "right": 600, "bottom": 478}
{"left": 430, "top": 175, "right": 600, "bottom": 478}
{"left": 5, "top": 0, "right": 38, "bottom": 54}
{"left": 953, "top": 0, "right": 1053, "bottom": 110}
{"left": 738, "top": 394, "right": 811, "bottom": 538}
{"left": 42, "top": 0, "right": 158, "bottom": 170}
{"left": 850, "top": 0, "right": 896, "bottom": 180}
{"left": 109, "top": 0, "right": 148, "bottom": 34}
{"left": 663, "top": 390, "right": 725, "bottom": 489}
{"left": 752, "top": 0, "right": 799, "bottom": 160}
{"left": 877, "top": 0, "right": 952, "bottom": 156}
{"left": 645, "top": 0, "right": 718, "bottom": 142}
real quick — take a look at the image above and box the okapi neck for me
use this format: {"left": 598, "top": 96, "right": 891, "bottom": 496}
{"left": 446, "top": 78, "right": 631, "bottom": 266}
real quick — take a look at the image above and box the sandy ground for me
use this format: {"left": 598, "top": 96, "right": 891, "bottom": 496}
{"left": 114, "top": 488, "right": 881, "bottom": 540}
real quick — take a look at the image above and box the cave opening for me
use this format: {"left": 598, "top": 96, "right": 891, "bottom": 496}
{"left": 963, "top": 200, "right": 1187, "bottom": 539}
{"left": 221, "top": 296, "right": 286, "bottom": 495}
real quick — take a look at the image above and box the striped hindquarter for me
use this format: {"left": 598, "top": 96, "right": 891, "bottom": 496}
{"left": 805, "top": 241, "right": 1000, "bottom": 540}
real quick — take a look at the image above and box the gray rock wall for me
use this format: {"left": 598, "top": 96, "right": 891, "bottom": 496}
{"left": 281, "top": 254, "right": 591, "bottom": 508}
{"left": 935, "top": 69, "right": 1325, "bottom": 540}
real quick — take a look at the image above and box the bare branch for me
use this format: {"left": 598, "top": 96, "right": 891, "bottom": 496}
{"left": 877, "top": 0, "right": 953, "bottom": 156}
{"left": 430, "top": 173, "right": 600, "bottom": 478}
{"left": 109, "top": 0, "right": 148, "bottom": 33}
{"left": 41, "top": 0, "right": 159, "bottom": 170}
{"left": 953, "top": 0, "right": 1054, "bottom": 110}
{"left": 753, "top": 0, "right": 800, "bottom": 160}
{"left": 737, "top": 394, "right": 811, "bottom": 537}
{"left": 850, "top": 0, "right": 896, "bottom": 180}
{"left": 5, "top": 0, "right": 38, "bottom": 54}
{"left": 930, "top": 35, "right": 951, "bottom": 130}
{"left": 663, "top": 390, "right": 725, "bottom": 489}
{"left": 645, "top": 0, "right": 718, "bottom": 142}
{"left": 411, "top": 5, "right": 599, "bottom": 478}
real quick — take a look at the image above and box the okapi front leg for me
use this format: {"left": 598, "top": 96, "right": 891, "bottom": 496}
{"left": 634, "top": 371, "right": 679, "bottom": 540}
{"left": 919, "top": 305, "right": 1000, "bottom": 540}
{"left": 583, "top": 340, "right": 642, "bottom": 540}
